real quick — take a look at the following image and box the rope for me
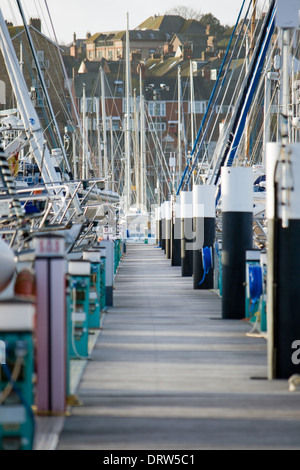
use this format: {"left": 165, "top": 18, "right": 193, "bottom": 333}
{"left": 0, "top": 145, "right": 24, "bottom": 222}
{"left": 1, "top": 361, "right": 35, "bottom": 448}
{"left": 71, "top": 285, "right": 88, "bottom": 360}
{"left": 213, "top": 0, "right": 276, "bottom": 186}
{"left": 176, "top": 0, "right": 248, "bottom": 194}
{"left": 198, "top": 246, "right": 213, "bottom": 286}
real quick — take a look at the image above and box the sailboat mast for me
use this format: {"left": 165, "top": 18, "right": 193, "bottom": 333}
{"left": 82, "top": 83, "right": 87, "bottom": 179}
{"left": 245, "top": 0, "right": 257, "bottom": 161}
{"left": 16, "top": 0, "right": 71, "bottom": 175}
{"left": 190, "top": 61, "right": 195, "bottom": 184}
{"left": 178, "top": 66, "right": 182, "bottom": 189}
{"left": 96, "top": 96, "right": 102, "bottom": 177}
{"left": 190, "top": 61, "right": 195, "bottom": 148}
{"left": 134, "top": 89, "right": 140, "bottom": 208}
{"left": 124, "top": 13, "right": 131, "bottom": 214}
{"left": 110, "top": 117, "right": 114, "bottom": 192}
{"left": 140, "top": 68, "right": 146, "bottom": 210}
{"left": 100, "top": 66, "right": 108, "bottom": 189}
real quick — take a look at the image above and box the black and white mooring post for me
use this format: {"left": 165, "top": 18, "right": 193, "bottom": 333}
{"left": 266, "top": 143, "right": 300, "bottom": 379}
{"left": 192, "top": 185, "right": 216, "bottom": 289}
{"left": 266, "top": 0, "right": 300, "bottom": 379}
{"left": 155, "top": 207, "right": 158, "bottom": 245}
{"left": 35, "top": 233, "right": 67, "bottom": 415}
{"left": 158, "top": 205, "right": 162, "bottom": 248}
{"left": 100, "top": 240, "right": 114, "bottom": 307}
{"left": 161, "top": 201, "right": 166, "bottom": 253}
{"left": 221, "top": 167, "right": 253, "bottom": 319}
{"left": 181, "top": 191, "right": 193, "bottom": 277}
{"left": 171, "top": 195, "right": 181, "bottom": 266}
{"left": 156, "top": 206, "right": 161, "bottom": 247}
{"left": 165, "top": 200, "right": 171, "bottom": 259}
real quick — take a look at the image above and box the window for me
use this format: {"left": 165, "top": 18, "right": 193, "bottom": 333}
{"left": 190, "top": 101, "right": 207, "bottom": 114}
{"left": 81, "top": 97, "right": 97, "bottom": 113}
{"left": 111, "top": 118, "right": 121, "bottom": 131}
{"left": 148, "top": 122, "right": 166, "bottom": 132}
{"left": 37, "top": 50, "right": 44, "bottom": 63}
{"left": 123, "top": 97, "right": 136, "bottom": 114}
{"left": 114, "top": 81, "right": 123, "bottom": 94}
{"left": 211, "top": 69, "right": 218, "bottom": 80}
{"left": 215, "top": 105, "right": 233, "bottom": 114}
{"left": 148, "top": 101, "right": 166, "bottom": 117}
{"left": 168, "top": 60, "right": 177, "bottom": 69}
{"left": 32, "top": 50, "right": 48, "bottom": 69}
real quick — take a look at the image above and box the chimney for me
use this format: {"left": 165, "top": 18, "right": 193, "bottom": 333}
{"left": 163, "top": 43, "right": 173, "bottom": 55}
{"left": 29, "top": 18, "right": 41, "bottom": 32}
{"left": 183, "top": 43, "right": 193, "bottom": 60}
{"left": 71, "top": 33, "right": 78, "bottom": 59}
{"left": 72, "top": 67, "right": 78, "bottom": 79}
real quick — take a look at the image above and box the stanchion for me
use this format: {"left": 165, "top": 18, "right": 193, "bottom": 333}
{"left": 171, "top": 195, "right": 181, "bottom": 266}
{"left": 221, "top": 167, "right": 253, "bottom": 319}
{"left": 181, "top": 191, "right": 193, "bottom": 277}
{"left": 192, "top": 185, "right": 215, "bottom": 289}
{"left": 165, "top": 200, "right": 171, "bottom": 260}
{"left": 266, "top": 143, "right": 300, "bottom": 379}
{"left": 161, "top": 202, "right": 166, "bottom": 252}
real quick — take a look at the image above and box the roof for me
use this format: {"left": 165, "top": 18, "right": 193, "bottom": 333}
{"left": 145, "top": 56, "right": 211, "bottom": 80}
{"left": 78, "top": 59, "right": 105, "bottom": 74}
{"left": 143, "top": 72, "right": 214, "bottom": 102}
{"left": 86, "top": 29, "right": 167, "bottom": 44}
{"left": 145, "top": 57, "right": 183, "bottom": 78}
{"left": 130, "top": 30, "right": 166, "bottom": 41}
{"left": 179, "top": 19, "right": 206, "bottom": 35}
{"left": 137, "top": 15, "right": 185, "bottom": 34}
{"left": 62, "top": 55, "right": 82, "bottom": 76}
{"left": 8, "top": 24, "right": 63, "bottom": 50}
{"left": 7, "top": 25, "right": 25, "bottom": 38}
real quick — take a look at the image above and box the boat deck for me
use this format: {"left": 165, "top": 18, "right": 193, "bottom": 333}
{"left": 35, "top": 244, "right": 300, "bottom": 450}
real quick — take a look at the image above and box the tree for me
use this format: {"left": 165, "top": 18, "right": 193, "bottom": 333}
{"left": 165, "top": 5, "right": 202, "bottom": 21}
{"left": 200, "top": 13, "right": 229, "bottom": 35}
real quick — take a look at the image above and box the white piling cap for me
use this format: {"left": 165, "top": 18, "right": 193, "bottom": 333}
{"left": 181, "top": 191, "right": 193, "bottom": 218}
{"left": 221, "top": 167, "right": 253, "bottom": 213}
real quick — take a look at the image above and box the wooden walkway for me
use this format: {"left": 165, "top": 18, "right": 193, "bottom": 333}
{"left": 51, "top": 244, "right": 300, "bottom": 450}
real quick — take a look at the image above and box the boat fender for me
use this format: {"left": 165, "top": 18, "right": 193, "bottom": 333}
{"left": 248, "top": 265, "right": 262, "bottom": 314}
{"left": 199, "top": 246, "right": 213, "bottom": 285}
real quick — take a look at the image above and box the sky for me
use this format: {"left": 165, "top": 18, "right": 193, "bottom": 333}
{"left": 0, "top": 0, "right": 268, "bottom": 44}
